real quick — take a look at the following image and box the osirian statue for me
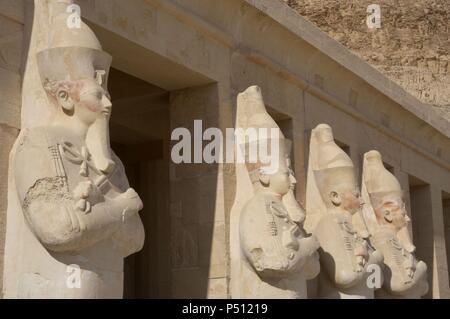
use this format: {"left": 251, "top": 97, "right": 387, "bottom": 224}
{"left": 305, "top": 124, "right": 383, "bottom": 298}
{"left": 2, "top": 1, "right": 145, "bottom": 298}
{"left": 361, "top": 151, "right": 428, "bottom": 298}
{"left": 236, "top": 86, "right": 320, "bottom": 299}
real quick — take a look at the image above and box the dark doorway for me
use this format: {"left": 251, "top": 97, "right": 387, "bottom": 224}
{"left": 108, "top": 68, "right": 171, "bottom": 298}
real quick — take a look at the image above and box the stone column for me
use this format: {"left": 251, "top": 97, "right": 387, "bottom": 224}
{"left": 430, "top": 186, "right": 450, "bottom": 299}
{"left": 0, "top": 126, "right": 19, "bottom": 297}
{"left": 0, "top": 0, "right": 24, "bottom": 297}
{"left": 169, "top": 83, "right": 228, "bottom": 298}
{"left": 443, "top": 197, "right": 450, "bottom": 297}
{"left": 410, "top": 184, "right": 450, "bottom": 298}
{"left": 409, "top": 184, "right": 433, "bottom": 298}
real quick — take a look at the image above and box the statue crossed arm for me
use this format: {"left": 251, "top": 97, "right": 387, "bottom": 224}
{"left": 3, "top": 0, "right": 145, "bottom": 298}
{"left": 15, "top": 129, "right": 144, "bottom": 255}
{"left": 240, "top": 196, "right": 318, "bottom": 280}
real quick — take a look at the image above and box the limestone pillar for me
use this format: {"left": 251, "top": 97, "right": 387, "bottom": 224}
{"left": 430, "top": 186, "right": 450, "bottom": 299}
{"left": 0, "top": 0, "right": 24, "bottom": 296}
{"left": 394, "top": 169, "right": 413, "bottom": 239}
{"left": 169, "top": 84, "right": 228, "bottom": 298}
{"left": 410, "top": 184, "right": 450, "bottom": 298}
{"left": 443, "top": 198, "right": 450, "bottom": 298}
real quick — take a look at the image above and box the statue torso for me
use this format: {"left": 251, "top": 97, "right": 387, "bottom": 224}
{"left": 8, "top": 126, "right": 133, "bottom": 298}
{"left": 239, "top": 193, "right": 307, "bottom": 298}
{"left": 371, "top": 226, "right": 427, "bottom": 296}
{"left": 314, "top": 210, "right": 370, "bottom": 293}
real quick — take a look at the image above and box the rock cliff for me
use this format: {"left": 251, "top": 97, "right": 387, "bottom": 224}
{"left": 284, "top": 0, "right": 450, "bottom": 119}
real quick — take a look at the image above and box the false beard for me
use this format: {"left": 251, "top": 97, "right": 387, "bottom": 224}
{"left": 398, "top": 226, "right": 416, "bottom": 253}
{"left": 283, "top": 188, "right": 306, "bottom": 224}
{"left": 86, "top": 115, "right": 115, "bottom": 175}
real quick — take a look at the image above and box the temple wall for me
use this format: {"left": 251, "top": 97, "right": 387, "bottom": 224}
{"left": 0, "top": 0, "right": 24, "bottom": 296}
{"left": 1, "top": 0, "right": 450, "bottom": 298}
{"left": 169, "top": 84, "right": 230, "bottom": 298}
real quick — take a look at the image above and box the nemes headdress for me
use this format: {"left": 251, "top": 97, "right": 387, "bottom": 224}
{"left": 37, "top": 0, "right": 112, "bottom": 90}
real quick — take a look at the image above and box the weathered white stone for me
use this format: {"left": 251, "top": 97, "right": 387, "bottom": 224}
{"left": 2, "top": 0, "right": 144, "bottom": 299}
{"left": 305, "top": 124, "right": 383, "bottom": 299}
{"left": 0, "top": 0, "right": 449, "bottom": 300}
{"left": 231, "top": 86, "right": 320, "bottom": 299}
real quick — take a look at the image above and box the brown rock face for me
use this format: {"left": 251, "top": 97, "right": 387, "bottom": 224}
{"left": 284, "top": 0, "right": 450, "bottom": 119}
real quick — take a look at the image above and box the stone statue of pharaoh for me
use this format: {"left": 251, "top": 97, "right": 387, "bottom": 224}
{"left": 361, "top": 151, "right": 428, "bottom": 298}
{"left": 238, "top": 86, "right": 320, "bottom": 299}
{"left": 2, "top": 2, "right": 145, "bottom": 298}
{"left": 306, "top": 124, "right": 383, "bottom": 298}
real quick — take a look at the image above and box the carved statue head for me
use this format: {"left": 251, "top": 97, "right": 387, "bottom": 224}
{"left": 312, "top": 125, "right": 363, "bottom": 214}
{"left": 41, "top": 76, "right": 111, "bottom": 123}
{"left": 315, "top": 123, "right": 334, "bottom": 143}
{"left": 36, "top": 1, "right": 115, "bottom": 173}
{"left": 237, "top": 85, "right": 293, "bottom": 197}
{"left": 245, "top": 138, "right": 292, "bottom": 196}
{"left": 363, "top": 151, "right": 410, "bottom": 232}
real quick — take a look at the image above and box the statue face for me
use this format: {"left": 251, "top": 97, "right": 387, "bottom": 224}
{"left": 266, "top": 163, "right": 291, "bottom": 196}
{"left": 283, "top": 157, "right": 306, "bottom": 224}
{"left": 51, "top": 78, "right": 112, "bottom": 127}
{"left": 286, "top": 158, "right": 297, "bottom": 190}
{"left": 50, "top": 78, "right": 115, "bottom": 173}
{"left": 75, "top": 79, "right": 112, "bottom": 126}
{"left": 375, "top": 195, "right": 410, "bottom": 231}
{"left": 331, "top": 186, "right": 363, "bottom": 214}
{"left": 316, "top": 125, "right": 334, "bottom": 143}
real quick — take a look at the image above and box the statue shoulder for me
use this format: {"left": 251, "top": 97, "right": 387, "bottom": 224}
{"left": 17, "top": 127, "right": 51, "bottom": 150}
{"left": 240, "top": 194, "right": 271, "bottom": 236}
{"left": 241, "top": 193, "right": 269, "bottom": 218}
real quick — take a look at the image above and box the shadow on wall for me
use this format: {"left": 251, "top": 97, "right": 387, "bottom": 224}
{"left": 168, "top": 84, "right": 221, "bottom": 298}
{"left": 108, "top": 68, "right": 172, "bottom": 298}
{"left": 104, "top": 39, "right": 223, "bottom": 296}
{"left": 409, "top": 175, "right": 434, "bottom": 299}
{"left": 109, "top": 67, "right": 221, "bottom": 298}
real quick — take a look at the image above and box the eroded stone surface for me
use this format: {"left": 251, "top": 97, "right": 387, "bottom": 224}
{"left": 2, "top": 0, "right": 144, "bottom": 299}
{"left": 305, "top": 124, "right": 383, "bottom": 298}
{"left": 232, "top": 86, "right": 320, "bottom": 299}
{"left": 361, "top": 150, "right": 429, "bottom": 298}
